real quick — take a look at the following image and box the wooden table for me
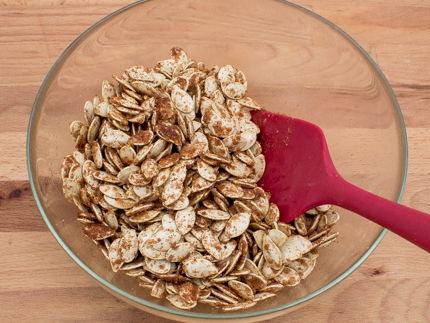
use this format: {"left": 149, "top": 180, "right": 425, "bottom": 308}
{"left": 1, "top": 1, "right": 429, "bottom": 322}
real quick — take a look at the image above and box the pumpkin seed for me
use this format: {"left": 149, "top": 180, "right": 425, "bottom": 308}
{"left": 178, "top": 281, "right": 200, "bottom": 304}
{"left": 119, "top": 229, "right": 138, "bottom": 263}
{"left": 228, "top": 280, "right": 254, "bottom": 300}
{"left": 197, "top": 209, "right": 230, "bottom": 220}
{"left": 166, "top": 242, "right": 195, "bottom": 263}
{"left": 175, "top": 206, "right": 195, "bottom": 235}
{"left": 146, "top": 229, "right": 182, "bottom": 252}
{"left": 224, "top": 213, "right": 251, "bottom": 239}
{"left": 166, "top": 294, "right": 197, "bottom": 310}
{"left": 82, "top": 223, "right": 115, "bottom": 240}
{"left": 222, "top": 301, "right": 257, "bottom": 312}
{"left": 108, "top": 238, "right": 123, "bottom": 272}
{"left": 262, "top": 234, "right": 283, "bottom": 270}
{"left": 182, "top": 257, "right": 218, "bottom": 278}
{"left": 151, "top": 279, "right": 167, "bottom": 298}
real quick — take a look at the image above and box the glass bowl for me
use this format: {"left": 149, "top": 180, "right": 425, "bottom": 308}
{"left": 27, "top": 0, "right": 407, "bottom": 322}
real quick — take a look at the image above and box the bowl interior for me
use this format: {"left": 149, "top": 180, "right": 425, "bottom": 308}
{"left": 28, "top": 0, "right": 406, "bottom": 320}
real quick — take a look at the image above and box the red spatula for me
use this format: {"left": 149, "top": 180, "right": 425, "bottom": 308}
{"left": 252, "top": 110, "right": 430, "bottom": 252}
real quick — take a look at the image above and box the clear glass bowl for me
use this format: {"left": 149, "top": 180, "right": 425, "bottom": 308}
{"left": 27, "top": 0, "right": 407, "bottom": 322}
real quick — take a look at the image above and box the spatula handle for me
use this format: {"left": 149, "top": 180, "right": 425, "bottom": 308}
{"left": 330, "top": 177, "right": 430, "bottom": 253}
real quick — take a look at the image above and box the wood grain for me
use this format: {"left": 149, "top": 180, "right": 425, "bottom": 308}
{"left": 0, "top": 1, "right": 429, "bottom": 322}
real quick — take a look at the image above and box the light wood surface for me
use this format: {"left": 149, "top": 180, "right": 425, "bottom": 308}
{"left": 1, "top": 1, "right": 429, "bottom": 322}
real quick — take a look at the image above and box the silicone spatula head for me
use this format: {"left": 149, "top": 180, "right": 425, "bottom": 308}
{"left": 252, "top": 111, "right": 339, "bottom": 223}
{"left": 252, "top": 110, "right": 430, "bottom": 253}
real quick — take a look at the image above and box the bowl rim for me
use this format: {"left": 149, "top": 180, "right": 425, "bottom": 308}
{"left": 27, "top": 0, "right": 408, "bottom": 319}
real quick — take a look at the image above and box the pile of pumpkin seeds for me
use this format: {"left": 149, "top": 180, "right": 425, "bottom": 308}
{"left": 61, "top": 48, "right": 340, "bottom": 312}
